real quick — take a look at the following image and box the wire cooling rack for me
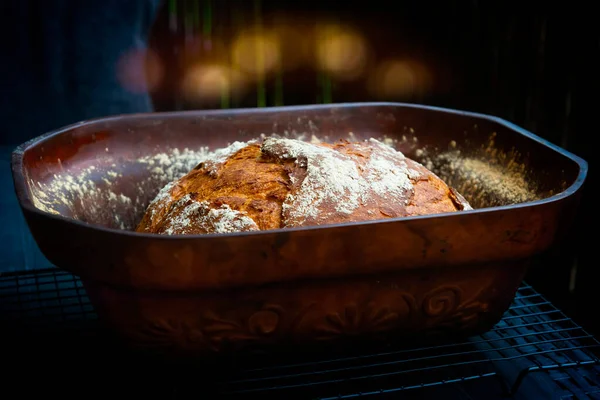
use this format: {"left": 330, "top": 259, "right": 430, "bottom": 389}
{"left": 1, "top": 267, "right": 599, "bottom": 399}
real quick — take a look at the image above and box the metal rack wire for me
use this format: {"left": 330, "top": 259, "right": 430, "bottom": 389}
{"left": 1, "top": 267, "right": 599, "bottom": 399}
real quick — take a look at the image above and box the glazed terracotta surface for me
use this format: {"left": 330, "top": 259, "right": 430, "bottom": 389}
{"left": 10, "top": 103, "right": 588, "bottom": 355}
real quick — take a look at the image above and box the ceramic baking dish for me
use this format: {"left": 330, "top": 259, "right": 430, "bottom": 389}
{"left": 10, "top": 103, "right": 587, "bottom": 356}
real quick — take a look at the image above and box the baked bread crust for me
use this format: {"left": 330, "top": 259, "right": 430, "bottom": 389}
{"left": 136, "top": 138, "right": 472, "bottom": 235}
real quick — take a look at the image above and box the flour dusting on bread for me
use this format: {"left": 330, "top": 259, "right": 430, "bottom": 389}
{"left": 262, "top": 138, "right": 367, "bottom": 220}
{"left": 196, "top": 140, "right": 256, "bottom": 176}
{"left": 160, "top": 194, "right": 259, "bottom": 235}
{"left": 261, "top": 137, "right": 420, "bottom": 227}
{"left": 137, "top": 137, "right": 473, "bottom": 235}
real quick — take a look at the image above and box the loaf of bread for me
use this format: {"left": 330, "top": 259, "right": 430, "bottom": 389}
{"left": 136, "top": 137, "right": 472, "bottom": 235}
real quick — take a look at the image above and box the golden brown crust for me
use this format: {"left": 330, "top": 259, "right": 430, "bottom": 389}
{"left": 136, "top": 138, "right": 472, "bottom": 235}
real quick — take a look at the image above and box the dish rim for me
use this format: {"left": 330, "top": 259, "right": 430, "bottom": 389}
{"left": 10, "top": 101, "right": 589, "bottom": 240}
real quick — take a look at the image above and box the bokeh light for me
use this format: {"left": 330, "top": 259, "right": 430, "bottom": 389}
{"left": 116, "top": 48, "right": 164, "bottom": 93}
{"left": 367, "top": 59, "right": 433, "bottom": 98}
{"left": 180, "top": 64, "right": 246, "bottom": 102}
{"left": 232, "top": 30, "right": 281, "bottom": 76}
{"left": 315, "top": 24, "right": 369, "bottom": 81}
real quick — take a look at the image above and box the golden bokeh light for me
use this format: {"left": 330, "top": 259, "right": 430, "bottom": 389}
{"left": 316, "top": 25, "right": 369, "bottom": 81}
{"left": 232, "top": 30, "right": 281, "bottom": 75}
{"left": 368, "top": 59, "right": 433, "bottom": 98}
{"left": 180, "top": 64, "right": 246, "bottom": 102}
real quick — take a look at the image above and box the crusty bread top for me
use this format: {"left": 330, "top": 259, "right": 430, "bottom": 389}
{"left": 136, "top": 138, "right": 472, "bottom": 235}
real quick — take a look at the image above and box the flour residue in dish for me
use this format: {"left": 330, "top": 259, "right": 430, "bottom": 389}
{"left": 410, "top": 132, "right": 541, "bottom": 208}
{"left": 434, "top": 151, "right": 538, "bottom": 207}
{"left": 28, "top": 145, "right": 237, "bottom": 230}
